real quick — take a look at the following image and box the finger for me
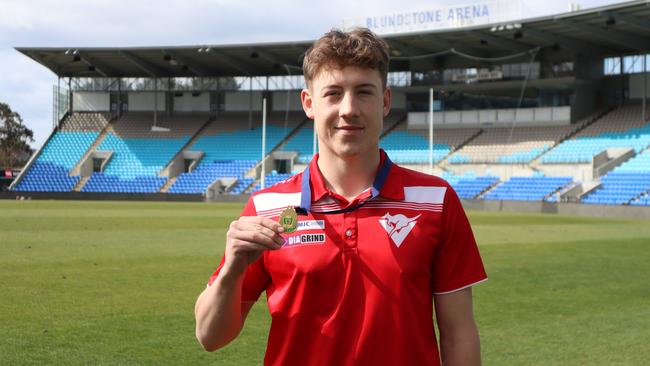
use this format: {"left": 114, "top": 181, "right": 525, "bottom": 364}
{"left": 237, "top": 221, "right": 285, "bottom": 246}
{"left": 230, "top": 228, "right": 284, "bottom": 249}
{"left": 239, "top": 216, "right": 285, "bottom": 233}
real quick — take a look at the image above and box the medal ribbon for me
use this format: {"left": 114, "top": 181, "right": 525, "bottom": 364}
{"left": 297, "top": 155, "right": 393, "bottom": 215}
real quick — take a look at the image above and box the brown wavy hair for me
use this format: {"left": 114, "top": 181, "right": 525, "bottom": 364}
{"left": 302, "top": 28, "right": 390, "bottom": 89}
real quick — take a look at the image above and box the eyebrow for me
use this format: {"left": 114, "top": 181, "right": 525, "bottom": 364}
{"left": 321, "top": 83, "right": 379, "bottom": 91}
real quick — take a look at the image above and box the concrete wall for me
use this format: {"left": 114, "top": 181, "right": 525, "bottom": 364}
{"left": 629, "top": 73, "right": 650, "bottom": 99}
{"left": 225, "top": 91, "right": 263, "bottom": 111}
{"left": 173, "top": 92, "right": 210, "bottom": 112}
{"left": 461, "top": 199, "right": 650, "bottom": 219}
{"left": 271, "top": 91, "right": 303, "bottom": 111}
{"left": 446, "top": 164, "right": 534, "bottom": 180}
{"left": 392, "top": 91, "right": 407, "bottom": 109}
{"left": 3, "top": 192, "right": 647, "bottom": 218}
{"left": 408, "top": 106, "right": 571, "bottom": 129}
{"left": 1, "top": 191, "right": 205, "bottom": 202}
{"left": 535, "top": 164, "right": 594, "bottom": 182}
{"left": 601, "top": 75, "right": 626, "bottom": 107}
{"left": 572, "top": 81, "right": 599, "bottom": 122}
{"left": 128, "top": 92, "right": 166, "bottom": 111}
{"left": 73, "top": 92, "right": 110, "bottom": 112}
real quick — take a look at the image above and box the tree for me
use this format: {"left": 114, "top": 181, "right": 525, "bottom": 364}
{"left": 0, "top": 102, "right": 34, "bottom": 169}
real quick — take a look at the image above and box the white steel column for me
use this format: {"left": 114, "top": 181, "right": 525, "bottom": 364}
{"left": 261, "top": 98, "right": 267, "bottom": 190}
{"left": 429, "top": 88, "right": 434, "bottom": 174}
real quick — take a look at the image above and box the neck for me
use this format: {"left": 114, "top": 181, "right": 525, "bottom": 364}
{"left": 317, "top": 148, "right": 380, "bottom": 202}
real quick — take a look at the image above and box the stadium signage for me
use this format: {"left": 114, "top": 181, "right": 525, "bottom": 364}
{"left": 284, "top": 233, "right": 326, "bottom": 247}
{"left": 342, "top": 0, "right": 521, "bottom": 34}
{"left": 296, "top": 220, "right": 325, "bottom": 231}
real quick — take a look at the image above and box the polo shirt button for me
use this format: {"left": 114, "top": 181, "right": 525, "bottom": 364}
{"left": 345, "top": 229, "right": 353, "bottom": 237}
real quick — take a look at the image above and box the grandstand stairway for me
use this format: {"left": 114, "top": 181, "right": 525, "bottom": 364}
{"left": 244, "top": 117, "right": 310, "bottom": 181}
{"left": 379, "top": 113, "right": 407, "bottom": 138}
{"left": 530, "top": 107, "right": 613, "bottom": 168}
{"left": 159, "top": 176, "right": 178, "bottom": 193}
{"left": 243, "top": 177, "right": 261, "bottom": 195}
{"left": 268, "top": 117, "right": 311, "bottom": 152}
{"left": 73, "top": 176, "right": 91, "bottom": 192}
{"left": 475, "top": 179, "right": 502, "bottom": 200}
{"left": 157, "top": 115, "right": 214, "bottom": 190}
{"left": 437, "top": 129, "right": 483, "bottom": 167}
{"left": 71, "top": 124, "right": 114, "bottom": 191}
{"left": 237, "top": 178, "right": 258, "bottom": 195}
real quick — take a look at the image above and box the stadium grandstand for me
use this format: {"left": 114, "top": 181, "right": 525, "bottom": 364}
{"left": 7, "top": 0, "right": 650, "bottom": 213}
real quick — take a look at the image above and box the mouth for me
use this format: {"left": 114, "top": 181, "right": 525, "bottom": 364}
{"left": 334, "top": 125, "right": 364, "bottom": 131}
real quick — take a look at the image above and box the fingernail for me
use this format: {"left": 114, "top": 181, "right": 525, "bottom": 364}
{"left": 277, "top": 226, "right": 285, "bottom": 233}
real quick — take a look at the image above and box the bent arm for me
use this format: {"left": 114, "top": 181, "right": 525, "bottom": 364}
{"left": 194, "top": 263, "right": 255, "bottom": 351}
{"left": 194, "top": 216, "right": 284, "bottom": 351}
{"left": 434, "top": 287, "right": 481, "bottom": 366}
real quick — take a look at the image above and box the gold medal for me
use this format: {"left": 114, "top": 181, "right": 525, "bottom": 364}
{"left": 279, "top": 206, "right": 298, "bottom": 233}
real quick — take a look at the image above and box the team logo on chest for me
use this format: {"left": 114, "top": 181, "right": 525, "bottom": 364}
{"left": 378, "top": 212, "right": 421, "bottom": 247}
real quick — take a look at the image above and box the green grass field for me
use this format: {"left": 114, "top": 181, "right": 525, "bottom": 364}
{"left": 2, "top": 200, "right": 649, "bottom": 365}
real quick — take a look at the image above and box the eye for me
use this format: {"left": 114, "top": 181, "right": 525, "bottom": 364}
{"left": 324, "top": 90, "right": 340, "bottom": 97}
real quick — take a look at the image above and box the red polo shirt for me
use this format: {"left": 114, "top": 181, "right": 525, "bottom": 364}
{"left": 208, "top": 151, "right": 487, "bottom": 365}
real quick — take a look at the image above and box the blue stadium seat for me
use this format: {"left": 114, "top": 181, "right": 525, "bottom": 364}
{"left": 250, "top": 173, "right": 294, "bottom": 193}
{"left": 541, "top": 124, "right": 650, "bottom": 164}
{"left": 483, "top": 176, "right": 573, "bottom": 201}
{"left": 228, "top": 177, "right": 255, "bottom": 195}
{"left": 168, "top": 160, "right": 256, "bottom": 194}
{"left": 581, "top": 170, "right": 650, "bottom": 205}
{"left": 12, "top": 131, "right": 98, "bottom": 192}
{"left": 380, "top": 131, "right": 451, "bottom": 164}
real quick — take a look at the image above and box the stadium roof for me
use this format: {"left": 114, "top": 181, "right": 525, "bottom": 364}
{"left": 16, "top": 1, "right": 650, "bottom": 78}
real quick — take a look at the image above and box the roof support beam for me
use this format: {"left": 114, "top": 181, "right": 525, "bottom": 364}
{"left": 470, "top": 31, "right": 531, "bottom": 52}
{"left": 249, "top": 47, "right": 301, "bottom": 71}
{"left": 414, "top": 34, "right": 477, "bottom": 55}
{"left": 19, "top": 50, "right": 63, "bottom": 76}
{"left": 523, "top": 27, "right": 605, "bottom": 56}
{"left": 386, "top": 38, "right": 432, "bottom": 57}
{"left": 559, "top": 19, "right": 649, "bottom": 51}
{"left": 77, "top": 52, "right": 120, "bottom": 77}
{"left": 600, "top": 10, "right": 650, "bottom": 32}
{"left": 162, "top": 49, "right": 207, "bottom": 77}
{"left": 119, "top": 51, "right": 166, "bottom": 78}
{"left": 206, "top": 50, "right": 257, "bottom": 76}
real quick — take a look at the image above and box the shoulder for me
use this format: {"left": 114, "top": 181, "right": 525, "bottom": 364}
{"left": 393, "top": 164, "right": 456, "bottom": 202}
{"left": 249, "top": 173, "right": 303, "bottom": 216}
{"left": 380, "top": 164, "right": 457, "bottom": 207}
{"left": 252, "top": 173, "right": 302, "bottom": 196}
{"left": 395, "top": 165, "right": 453, "bottom": 189}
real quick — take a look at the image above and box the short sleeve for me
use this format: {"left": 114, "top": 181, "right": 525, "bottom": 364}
{"left": 431, "top": 186, "right": 487, "bottom": 294}
{"left": 206, "top": 197, "right": 271, "bottom": 302}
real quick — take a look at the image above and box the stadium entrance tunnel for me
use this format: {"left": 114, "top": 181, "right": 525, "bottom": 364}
{"left": 74, "top": 151, "right": 113, "bottom": 177}
{"left": 163, "top": 151, "right": 204, "bottom": 178}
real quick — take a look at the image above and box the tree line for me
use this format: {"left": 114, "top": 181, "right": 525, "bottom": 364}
{"left": 0, "top": 102, "right": 34, "bottom": 169}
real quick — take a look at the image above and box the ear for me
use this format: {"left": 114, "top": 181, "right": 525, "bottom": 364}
{"left": 301, "top": 88, "right": 315, "bottom": 119}
{"left": 382, "top": 87, "right": 392, "bottom": 117}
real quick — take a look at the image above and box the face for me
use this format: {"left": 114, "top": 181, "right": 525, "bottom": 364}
{"left": 301, "top": 65, "right": 391, "bottom": 160}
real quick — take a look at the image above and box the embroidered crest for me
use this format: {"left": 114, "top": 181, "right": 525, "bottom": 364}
{"left": 378, "top": 213, "right": 421, "bottom": 247}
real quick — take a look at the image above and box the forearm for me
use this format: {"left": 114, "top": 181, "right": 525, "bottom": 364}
{"left": 439, "top": 323, "right": 481, "bottom": 366}
{"left": 194, "top": 266, "right": 246, "bottom": 351}
{"left": 195, "top": 215, "right": 282, "bottom": 351}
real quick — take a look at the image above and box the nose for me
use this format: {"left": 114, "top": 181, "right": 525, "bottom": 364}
{"left": 339, "top": 91, "right": 359, "bottom": 119}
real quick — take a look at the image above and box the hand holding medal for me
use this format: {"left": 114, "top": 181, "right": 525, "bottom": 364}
{"left": 223, "top": 216, "right": 286, "bottom": 270}
{"left": 279, "top": 206, "right": 298, "bottom": 233}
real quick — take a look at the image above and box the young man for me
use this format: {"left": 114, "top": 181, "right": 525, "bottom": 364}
{"left": 195, "top": 28, "right": 487, "bottom": 365}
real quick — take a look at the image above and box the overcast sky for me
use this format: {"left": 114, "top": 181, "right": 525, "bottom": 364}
{"left": 0, "top": 0, "right": 628, "bottom": 148}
